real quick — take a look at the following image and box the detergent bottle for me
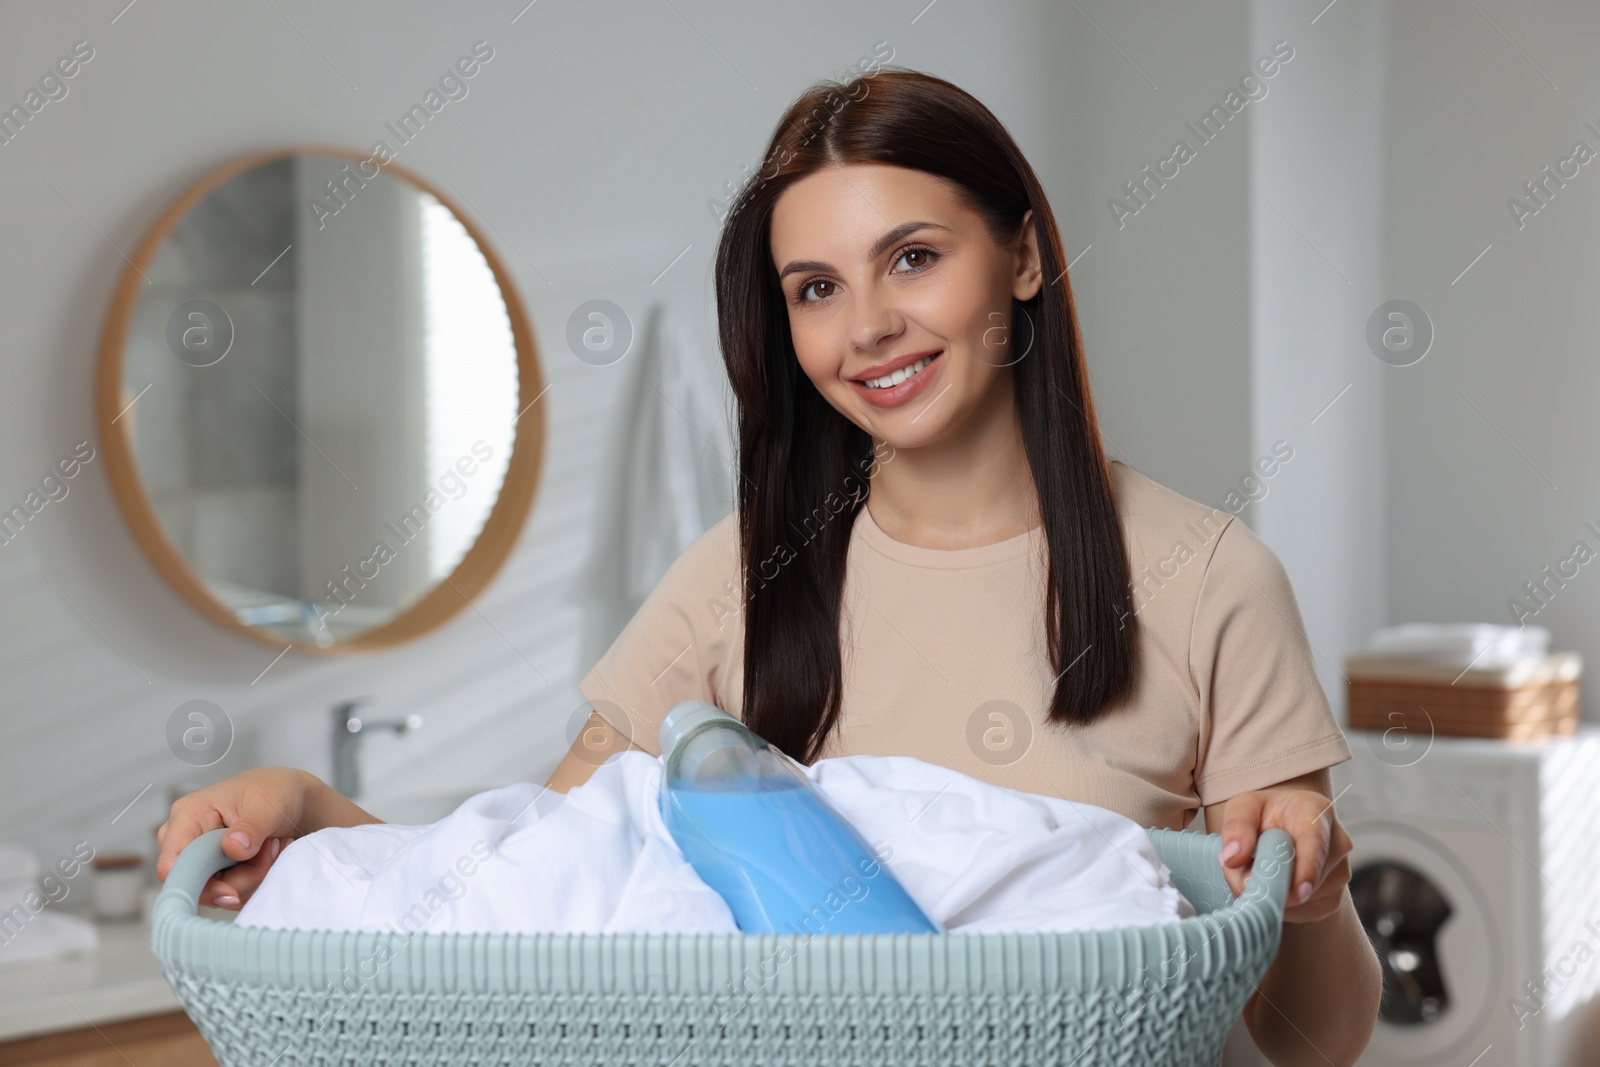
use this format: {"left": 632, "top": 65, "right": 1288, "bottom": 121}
{"left": 658, "top": 700, "right": 940, "bottom": 935}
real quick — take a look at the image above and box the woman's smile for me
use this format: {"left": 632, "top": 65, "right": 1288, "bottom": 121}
{"left": 848, "top": 349, "right": 944, "bottom": 408}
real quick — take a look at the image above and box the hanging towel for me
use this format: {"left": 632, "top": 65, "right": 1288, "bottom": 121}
{"left": 575, "top": 302, "right": 734, "bottom": 676}
{"left": 234, "top": 752, "right": 1194, "bottom": 937}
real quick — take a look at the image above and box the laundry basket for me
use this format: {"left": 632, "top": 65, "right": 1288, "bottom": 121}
{"left": 152, "top": 825, "right": 1293, "bottom": 1066}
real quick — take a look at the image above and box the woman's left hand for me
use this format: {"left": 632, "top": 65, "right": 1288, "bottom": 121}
{"left": 1215, "top": 785, "right": 1352, "bottom": 923}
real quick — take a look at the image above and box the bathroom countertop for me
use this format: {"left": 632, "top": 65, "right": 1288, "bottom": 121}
{"left": 0, "top": 913, "right": 182, "bottom": 1042}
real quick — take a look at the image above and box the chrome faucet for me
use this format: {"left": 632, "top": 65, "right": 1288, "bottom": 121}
{"left": 330, "top": 699, "right": 423, "bottom": 799}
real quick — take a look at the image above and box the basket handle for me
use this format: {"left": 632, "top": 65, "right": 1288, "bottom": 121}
{"left": 152, "top": 827, "right": 241, "bottom": 924}
{"left": 1239, "top": 827, "right": 1296, "bottom": 913}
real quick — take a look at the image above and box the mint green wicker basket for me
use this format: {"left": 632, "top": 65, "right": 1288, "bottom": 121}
{"left": 152, "top": 825, "right": 1292, "bottom": 1066}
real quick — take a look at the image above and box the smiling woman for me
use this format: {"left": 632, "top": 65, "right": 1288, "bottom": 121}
{"left": 565, "top": 68, "right": 1381, "bottom": 1064}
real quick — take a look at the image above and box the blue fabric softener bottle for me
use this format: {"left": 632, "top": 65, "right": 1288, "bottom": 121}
{"left": 658, "top": 700, "right": 940, "bottom": 935}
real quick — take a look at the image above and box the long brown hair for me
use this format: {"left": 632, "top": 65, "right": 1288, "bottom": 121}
{"left": 714, "top": 68, "right": 1134, "bottom": 763}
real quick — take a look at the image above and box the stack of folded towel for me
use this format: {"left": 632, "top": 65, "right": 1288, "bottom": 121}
{"left": 1356, "top": 622, "right": 1550, "bottom": 668}
{"left": 234, "top": 753, "right": 1194, "bottom": 936}
{"left": 0, "top": 844, "right": 97, "bottom": 968}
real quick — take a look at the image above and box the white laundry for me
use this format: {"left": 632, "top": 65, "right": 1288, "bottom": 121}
{"left": 234, "top": 752, "right": 1194, "bottom": 936}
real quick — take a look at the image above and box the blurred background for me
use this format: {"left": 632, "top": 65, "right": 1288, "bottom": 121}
{"left": 1, "top": 0, "right": 1597, "bottom": 1063}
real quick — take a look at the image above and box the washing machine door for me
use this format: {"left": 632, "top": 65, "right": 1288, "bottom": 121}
{"left": 1347, "top": 821, "right": 1500, "bottom": 1062}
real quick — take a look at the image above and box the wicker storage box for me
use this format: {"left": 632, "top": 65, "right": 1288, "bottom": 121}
{"left": 1345, "top": 650, "right": 1581, "bottom": 740}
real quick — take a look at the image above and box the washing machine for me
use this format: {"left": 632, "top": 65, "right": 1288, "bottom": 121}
{"left": 1331, "top": 726, "right": 1600, "bottom": 1065}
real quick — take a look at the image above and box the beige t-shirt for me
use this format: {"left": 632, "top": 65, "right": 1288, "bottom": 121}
{"left": 578, "top": 458, "right": 1352, "bottom": 831}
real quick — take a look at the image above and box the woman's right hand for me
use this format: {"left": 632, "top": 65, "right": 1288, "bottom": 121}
{"left": 155, "top": 767, "right": 315, "bottom": 910}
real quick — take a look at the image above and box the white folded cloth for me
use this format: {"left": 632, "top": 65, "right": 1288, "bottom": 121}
{"left": 235, "top": 753, "right": 1193, "bottom": 936}
{"left": 1359, "top": 623, "right": 1550, "bottom": 667}
{"left": 0, "top": 842, "right": 95, "bottom": 971}
{"left": 0, "top": 910, "right": 98, "bottom": 968}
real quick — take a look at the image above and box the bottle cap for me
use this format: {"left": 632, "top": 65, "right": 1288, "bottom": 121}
{"left": 659, "top": 700, "right": 738, "bottom": 760}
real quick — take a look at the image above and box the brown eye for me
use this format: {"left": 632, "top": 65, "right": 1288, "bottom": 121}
{"left": 893, "top": 246, "right": 939, "bottom": 273}
{"left": 799, "top": 279, "right": 835, "bottom": 302}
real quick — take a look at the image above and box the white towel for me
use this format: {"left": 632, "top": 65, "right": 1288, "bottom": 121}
{"left": 574, "top": 302, "right": 735, "bottom": 675}
{"left": 0, "top": 844, "right": 100, "bottom": 970}
{"left": 235, "top": 753, "right": 1193, "bottom": 936}
{"left": 0, "top": 911, "right": 98, "bottom": 969}
{"left": 1360, "top": 622, "right": 1550, "bottom": 667}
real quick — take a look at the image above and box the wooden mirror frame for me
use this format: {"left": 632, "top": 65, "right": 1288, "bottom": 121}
{"left": 95, "top": 145, "right": 546, "bottom": 653}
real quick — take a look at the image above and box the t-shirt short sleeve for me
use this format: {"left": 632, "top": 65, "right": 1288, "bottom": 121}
{"left": 1190, "top": 516, "right": 1353, "bottom": 806}
{"left": 576, "top": 512, "right": 742, "bottom": 756}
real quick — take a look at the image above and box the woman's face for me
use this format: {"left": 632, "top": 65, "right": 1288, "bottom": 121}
{"left": 769, "top": 163, "right": 1042, "bottom": 450}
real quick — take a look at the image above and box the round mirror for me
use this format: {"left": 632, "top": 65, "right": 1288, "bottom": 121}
{"left": 95, "top": 147, "right": 545, "bottom": 651}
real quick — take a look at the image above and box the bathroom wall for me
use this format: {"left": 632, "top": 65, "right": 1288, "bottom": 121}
{"left": 1247, "top": 0, "right": 1390, "bottom": 708}
{"left": 1047, "top": 2, "right": 1254, "bottom": 510}
{"left": 1381, "top": 0, "right": 1600, "bottom": 700}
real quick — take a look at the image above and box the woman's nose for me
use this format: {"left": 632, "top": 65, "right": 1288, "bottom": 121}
{"left": 849, "top": 289, "right": 902, "bottom": 352}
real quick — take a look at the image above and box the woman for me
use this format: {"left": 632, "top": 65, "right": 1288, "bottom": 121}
{"left": 158, "top": 70, "right": 1380, "bottom": 1064}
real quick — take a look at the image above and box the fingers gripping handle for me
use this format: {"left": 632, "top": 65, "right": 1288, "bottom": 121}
{"left": 1238, "top": 827, "right": 1296, "bottom": 913}
{"left": 152, "top": 828, "right": 243, "bottom": 922}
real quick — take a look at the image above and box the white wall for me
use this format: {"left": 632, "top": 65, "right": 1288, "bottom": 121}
{"left": 1383, "top": 0, "right": 1600, "bottom": 715}
{"left": 1049, "top": 1, "right": 1255, "bottom": 500}
{"left": 1249, "top": 0, "right": 1389, "bottom": 710}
